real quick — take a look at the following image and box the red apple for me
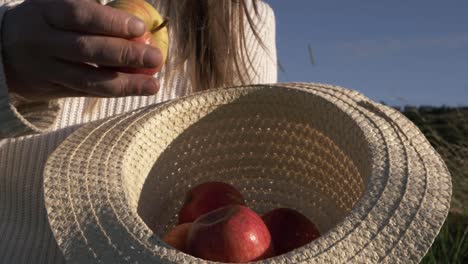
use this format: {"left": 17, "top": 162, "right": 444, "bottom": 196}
{"left": 186, "top": 205, "right": 274, "bottom": 262}
{"left": 178, "top": 182, "right": 245, "bottom": 224}
{"left": 162, "top": 223, "right": 192, "bottom": 253}
{"left": 262, "top": 208, "right": 320, "bottom": 255}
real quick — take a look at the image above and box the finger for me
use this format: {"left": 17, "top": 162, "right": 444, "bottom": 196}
{"left": 49, "top": 60, "right": 160, "bottom": 97}
{"left": 49, "top": 31, "right": 162, "bottom": 68}
{"left": 5, "top": 80, "right": 89, "bottom": 101}
{"left": 43, "top": 82, "right": 91, "bottom": 99}
{"left": 42, "top": 0, "right": 146, "bottom": 38}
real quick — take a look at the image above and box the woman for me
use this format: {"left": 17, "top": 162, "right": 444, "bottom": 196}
{"left": 0, "top": 0, "right": 276, "bottom": 262}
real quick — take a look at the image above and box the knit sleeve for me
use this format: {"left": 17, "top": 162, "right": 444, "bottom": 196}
{"left": 0, "top": 1, "right": 61, "bottom": 139}
{"left": 243, "top": 1, "right": 278, "bottom": 84}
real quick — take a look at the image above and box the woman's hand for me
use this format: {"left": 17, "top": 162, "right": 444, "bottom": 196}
{"left": 2, "top": 0, "right": 162, "bottom": 101}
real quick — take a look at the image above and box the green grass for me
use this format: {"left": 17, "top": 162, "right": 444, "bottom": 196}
{"left": 400, "top": 106, "right": 468, "bottom": 263}
{"left": 421, "top": 213, "right": 467, "bottom": 264}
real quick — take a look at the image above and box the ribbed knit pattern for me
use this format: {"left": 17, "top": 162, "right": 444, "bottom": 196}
{"left": 0, "top": 0, "right": 277, "bottom": 263}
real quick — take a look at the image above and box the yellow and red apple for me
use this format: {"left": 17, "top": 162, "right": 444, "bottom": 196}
{"left": 106, "top": 0, "right": 169, "bottom": 75}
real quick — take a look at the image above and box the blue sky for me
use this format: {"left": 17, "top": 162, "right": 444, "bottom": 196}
{"left": 267, "top": 0, "right": 468, "bottom": 106}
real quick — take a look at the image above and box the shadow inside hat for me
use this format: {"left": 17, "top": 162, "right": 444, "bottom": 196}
{"left": 134, "top": 87, "right": 371, "bottom": 242}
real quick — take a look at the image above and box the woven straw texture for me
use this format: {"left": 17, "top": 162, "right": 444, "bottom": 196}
{"left": 43, "top": 83, "right": 451, "bottom": 264}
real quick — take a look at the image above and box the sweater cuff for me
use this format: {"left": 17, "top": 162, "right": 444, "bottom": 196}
{"left": 0, "top": 96, "right": 61, "bottom": 138}
{"left": 0, "top": 1, "right": 61, "bottom": 138}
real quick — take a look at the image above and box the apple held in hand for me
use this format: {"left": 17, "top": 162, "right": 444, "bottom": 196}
{"left": 186, "top": 205, "right": 274, "bottom": 263}
{"left": 262, "top": 208, "right": 320, "bottom": 255}
{"left": 118, "top": 31, "right": 165, "bottom": 75}
{"left": 162, "top": 223, "right": 192, "bottom": 253}
{"left": 106, "top": 0, "right": 169, "bottom": 75}
{"left": 178, "top": 182, "right": 245, "bottom": 224}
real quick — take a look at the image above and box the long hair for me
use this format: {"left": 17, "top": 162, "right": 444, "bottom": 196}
{"left": 162, "top": 0, "right": 265, "bottom": 92}
{"left": 86, "top": 0, "right": 266, "bottom": 113}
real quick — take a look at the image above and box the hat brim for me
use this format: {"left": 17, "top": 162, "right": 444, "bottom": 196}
{"left": 43, "top": 83, "right": 451, "bottom": 263}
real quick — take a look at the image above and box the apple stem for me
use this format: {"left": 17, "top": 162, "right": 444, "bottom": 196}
{"left": 151, "top": 19, "right": 169, "bottom": 34}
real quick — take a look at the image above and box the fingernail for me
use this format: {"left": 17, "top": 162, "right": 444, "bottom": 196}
{"left": 128, "top": 17, "right": 146, "bottom": 37}
{"left": 142, "top": 78, "right": 159, "bottom": 95}
{"left": 143, "top": 47, "right": 162, "bottom": 68}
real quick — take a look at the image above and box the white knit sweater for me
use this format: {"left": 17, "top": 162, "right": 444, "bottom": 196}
{"left": 0, "top": 0, "right": 277, "bottom": 262}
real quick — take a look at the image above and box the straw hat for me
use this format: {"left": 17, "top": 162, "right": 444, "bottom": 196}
{"left": 43, "top": 82, "right": 452, "bottom": 263}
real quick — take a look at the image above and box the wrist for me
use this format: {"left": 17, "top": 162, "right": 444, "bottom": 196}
{"left": 1, "top": 2, "right": 21, "bottom": 96}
